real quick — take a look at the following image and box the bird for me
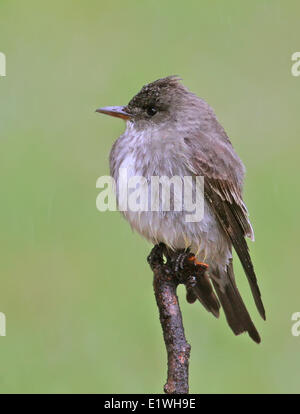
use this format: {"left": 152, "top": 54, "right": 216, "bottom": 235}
{"left": 96, "top": 76, "right": 265, "bottom": 343}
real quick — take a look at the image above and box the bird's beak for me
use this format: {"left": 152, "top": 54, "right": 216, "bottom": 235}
{"left": 95, "top": 106, "right": 132, "bottom": 120}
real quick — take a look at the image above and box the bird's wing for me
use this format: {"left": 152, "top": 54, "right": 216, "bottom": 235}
{"left": 185, "top": 131, "right": 265, "bottom": 320}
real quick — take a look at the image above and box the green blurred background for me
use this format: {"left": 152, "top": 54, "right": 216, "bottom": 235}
{"left": 0, "top": 0, "right": 299, "bottom": 393}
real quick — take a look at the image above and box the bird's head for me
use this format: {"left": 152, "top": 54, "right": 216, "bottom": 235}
{"left": 96, "top": 76, "right": 199, "bottom": 130}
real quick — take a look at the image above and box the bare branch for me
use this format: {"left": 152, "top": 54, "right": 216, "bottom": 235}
{"left": 152, "top": 264, "right": 191, "bottom": 394}
{"left": 148, "top": 244, "right": 195, "bottom": 394}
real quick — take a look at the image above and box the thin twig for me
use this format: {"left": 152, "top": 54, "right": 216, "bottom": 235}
{"left": 149, "top": 247, "right": 191, "bottom": 394}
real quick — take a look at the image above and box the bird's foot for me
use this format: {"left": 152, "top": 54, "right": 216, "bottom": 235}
{"left": 147, "top": 245, "right": 209, "bottom": 285}
{"left": 168, "top": 250, "right": 209, "bottom": 284}
{"left": 147, "top": 243, "right": 166, "bottom": 270}
{"left": 169, "top": 250, "right": 208, "bottom": 273}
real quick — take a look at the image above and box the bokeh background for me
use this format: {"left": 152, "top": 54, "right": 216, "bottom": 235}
{"left": 0, "top": 0, "right": 300, "bottom": 393}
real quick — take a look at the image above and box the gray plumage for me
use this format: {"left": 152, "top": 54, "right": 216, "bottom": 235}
{"left": 98, "top": 76, "right": 265, "bottom": 343}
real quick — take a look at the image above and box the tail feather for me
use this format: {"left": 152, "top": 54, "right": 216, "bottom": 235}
{"left": 212, "top": 262, "right": 261, "bottom": 343}
{"left": 186, "top": 272, "right": 220, "bottom": 318}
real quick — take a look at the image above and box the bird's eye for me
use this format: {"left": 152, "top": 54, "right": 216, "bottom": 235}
{"left": 146, "top": 106, "right": 157, "bottom": 116}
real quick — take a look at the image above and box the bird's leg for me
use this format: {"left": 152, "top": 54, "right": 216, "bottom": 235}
{"left": 167, "top": 250, "right": 209, "bottom": 304}
{"left": 173, "top": 248, "right": 191, "bottom": 274}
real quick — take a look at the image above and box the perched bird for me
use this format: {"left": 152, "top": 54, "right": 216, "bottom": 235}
{"left": 96, "top": 76, "right": 265, "bottom": 343}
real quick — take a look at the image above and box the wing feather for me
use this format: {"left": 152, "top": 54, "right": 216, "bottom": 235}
{"left": 185, "top": 131, "right": 265, "bottom": 320}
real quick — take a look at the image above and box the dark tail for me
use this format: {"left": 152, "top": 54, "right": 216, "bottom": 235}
{"left": 222, "top": 203, "right": 266, "bottom": 321}
{"left": 186, "top": 271, "right": 220, "bottom": 318}
{"left": 212, "top": 261, "right": 261, "bottom": 343}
